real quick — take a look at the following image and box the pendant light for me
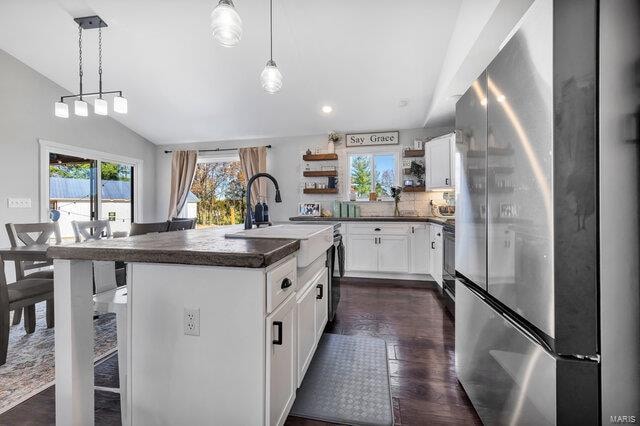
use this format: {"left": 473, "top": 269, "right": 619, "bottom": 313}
{"left": 211, "top": 0, "right": 243, "bottom": 47}
{"left": 54, "top": 16, "right": 128, "bottom": 119}
{"left": 260, "top": 0, "right": 282, "bottom": 94}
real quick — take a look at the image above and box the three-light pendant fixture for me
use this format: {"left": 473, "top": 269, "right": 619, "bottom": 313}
{"left": 211, "top": 0, "right": 282, "bottom": 94}
{"left": 54, "top": 16, "right": 127, "bottom": 119}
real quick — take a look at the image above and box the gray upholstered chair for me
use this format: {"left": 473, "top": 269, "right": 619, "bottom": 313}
{"left": 5, "top": 222, "right": 60, "bottom": 326}
{"left": 129, "top": 221, "right": 170, "bottom": 236}
{"left": 0, "top": 255, "right": 54, "bottom": 365}
{"left": 168, "top": 218, "right": 196, "bottom": 231}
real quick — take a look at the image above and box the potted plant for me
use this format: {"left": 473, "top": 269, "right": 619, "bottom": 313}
{"left": 390, "top": 186, "right": 403, "bottom": 216}
{"left": 327, "top": 131, "right": 341, "bottom": 154}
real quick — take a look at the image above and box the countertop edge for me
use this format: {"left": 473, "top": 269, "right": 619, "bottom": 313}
{"left": 47, "top": 239, "right": 301, "bottom": 269}
{"left": 289, "top": 216, "right": 454, "bottom": 229}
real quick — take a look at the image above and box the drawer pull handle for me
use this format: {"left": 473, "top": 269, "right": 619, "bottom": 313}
{"left": 281, "top": 278, "right": 292, "bottom": 290}
{"left": 316, "top": 284, "right": 324, "bottom": 300}
{"left": 273, "top": 321, "right": 283, "bottom": 345}
{"left": 374, "top": 227, "right": 381, "bottom": 231}
{"left": 431, "top": 242, "right": 435, "bottom": 249}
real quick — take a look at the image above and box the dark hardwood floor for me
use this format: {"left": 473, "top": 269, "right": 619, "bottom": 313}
{"left": 286, "top": 279, "right": 481, "bottom": 426}
{"left": 0, "top": 278, "right": 481, "bottom": 425}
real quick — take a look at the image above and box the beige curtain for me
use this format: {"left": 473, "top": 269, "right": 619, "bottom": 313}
{"left": 238, "top": 146, "right": 267, "bottom": 207}
{"left": 167, "top": 150, "right": 198, "bottom": 219}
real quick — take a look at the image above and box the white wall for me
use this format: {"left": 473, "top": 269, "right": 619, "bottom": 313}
{"left": 156, "top": 127, "right": 453, "bottom": 222}
{"left": 0, "top": 49, "right": 157, "bottom": 250}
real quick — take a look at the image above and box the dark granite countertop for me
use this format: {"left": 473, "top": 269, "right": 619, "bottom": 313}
{"left": 289, "top": 216, "right": 454, "bottom": 230}
{"left": 47, "top": 226, "right": 300, "bottom": 268}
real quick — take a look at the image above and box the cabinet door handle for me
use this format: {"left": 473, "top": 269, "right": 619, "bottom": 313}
{"left": 374, "top": 227, "right": 381, "bottom": 232}
{"left": 316, "top": 284, "right": 324, "bottom": 300}
{"left": 445, "top": 178, "right": 449, "bottom": 185}
{"left": 281, "top": 278, "right": 292, "bottom": 290}
{"left": 431, "top": 242, "right": 435, "bottom": 249}
{"left": 273, "top": 321, "right": 283, "bottom": 345}
{"left": 411, "top": 226, "right": 415, "bottom": 234}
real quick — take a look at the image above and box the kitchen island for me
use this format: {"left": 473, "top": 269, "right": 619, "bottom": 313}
{"left": 48, "top": 224, "right": 332, "bottom": 426}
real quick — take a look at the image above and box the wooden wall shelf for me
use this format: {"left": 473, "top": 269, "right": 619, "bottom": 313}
{"left": 403, "top": 185, "right": 426, "bottom": 192}
{"left": 303, "top": 188, "right": 338, "bottom": 194}
{"left": 303, "top": 153, "right": 338, "bottom": 161}
{"left": 403, "top": 149, "right": 425, "bottom": 158}
{"left": 303, "top": 170, "right": 337, "bottom": 177}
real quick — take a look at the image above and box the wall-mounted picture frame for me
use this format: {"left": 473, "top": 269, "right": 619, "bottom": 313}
{"left": 299, "top": 203, "right": 321, "bottom": 217}
{"left": 345, "top": 131, "right": 399, "bottom": 147}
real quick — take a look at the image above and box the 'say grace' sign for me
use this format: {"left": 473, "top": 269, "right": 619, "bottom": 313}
{"left": 346, "top": 131, "right": 399, "bottom": 147}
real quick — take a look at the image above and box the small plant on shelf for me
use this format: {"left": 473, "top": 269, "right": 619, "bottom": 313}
{"left": 327, "top": 131, "right": 341, "bottom": 154}
{"left": 390, "top": 186, "right": 403, "bottom": 216}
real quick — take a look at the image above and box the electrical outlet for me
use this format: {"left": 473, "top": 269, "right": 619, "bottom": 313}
{"left": 7, "top": 198, "right": 32, "bottom": 209}
{"left": 183, "top": 308, "right": 200, "bottom": 336}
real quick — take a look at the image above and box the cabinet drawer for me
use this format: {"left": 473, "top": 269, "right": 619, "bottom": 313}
{"left": 348, "top": 223, "right": 411, "bottom": 235}
{"left": 266, "top": 257, "right": 297, "bottom": 314}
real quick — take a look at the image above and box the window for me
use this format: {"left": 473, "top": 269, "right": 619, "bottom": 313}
{"left": 47, "top": 151, "right": 136, "bottom": 241}
{"left": 189, "top": 156, "right": 246, "bottom": 228}
{"left": 348, "top": 151, "right": 399, "bottom": 201}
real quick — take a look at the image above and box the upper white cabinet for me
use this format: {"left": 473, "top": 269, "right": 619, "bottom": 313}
{"left": 425, "top": 133, "right": 455, "bottom": 190}
{"left": 409, "top": 224, "right": 430, "bottom": 274}
{"left": 430, "top": 225, "right": 444, "bottom": 287}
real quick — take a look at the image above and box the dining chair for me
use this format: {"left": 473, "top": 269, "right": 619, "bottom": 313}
{"left": 129, "top": 221, "right": 170, "bottom": 236}
{"left": 92, "top": 263, "right": 129, "bottom": 425}
{"left": 71, "top": 220, "right": 128, "bottom": 424}
{"left": 72, "top": 220, "right": 126, "bottom": 286}
{"left": 0, "top": 255, "right": 54, "bottom": 365}
{"left": 71, "top": 220, "right": 112, "bottom": 243}
{"left": 5, "top": 222, "right": 60, "bottom": 326}
{"left": 168, "top": 218, "right": 196, "bottom": 231}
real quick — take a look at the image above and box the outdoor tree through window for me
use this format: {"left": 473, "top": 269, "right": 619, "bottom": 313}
{"left": 189, "top": 160, "right": 246, "bottom": 228}
{"left": 349, "top": 152, "right": 398, "bottom": 200}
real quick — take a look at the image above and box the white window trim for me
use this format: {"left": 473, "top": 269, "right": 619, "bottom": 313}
{"left": 39, "top": 139, "right": 144, "bottom": 223}
{"left": 344, "top": 146, "right": 402, "bottom": 202}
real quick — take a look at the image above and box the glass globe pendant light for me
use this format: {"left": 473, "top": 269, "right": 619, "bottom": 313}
{"left": 211, "top": 0, "right": 243, "bottom": 47}
{"left": 260, "top": 0, "right": 282, "bottom": 93}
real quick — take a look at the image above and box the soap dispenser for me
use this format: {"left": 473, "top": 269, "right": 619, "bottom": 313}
{"left": 254, "top": 198, "right": 264, "bottom": 223}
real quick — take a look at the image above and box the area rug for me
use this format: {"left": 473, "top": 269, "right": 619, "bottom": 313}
{"left": 0, "top": 303, "right": 117, "bottom": 413}
{"left": 290, "top": 333, "right": 393, "bottom": 426}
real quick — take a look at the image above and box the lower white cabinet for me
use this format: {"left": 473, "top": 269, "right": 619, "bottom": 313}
{"left": 430, "top": 225, "right": 444, "bottom": 287}
{"left": 296, "top": 279, "right": 318, "bottom": 387}
{"left": 410, "top": 224, "right": 430, "bottom": 274}
{"left": 377, "top": 235, "right": 410, "bottom": 272}
{"left": 266, "top": 293, "right": 297, "bottom": 426}
{"left": 346, "top": 234, "right": 378, "bottom": 271}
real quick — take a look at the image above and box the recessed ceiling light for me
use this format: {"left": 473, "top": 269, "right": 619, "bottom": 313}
{"left": 321, "top": 105, "right": 333, "bottom": 114}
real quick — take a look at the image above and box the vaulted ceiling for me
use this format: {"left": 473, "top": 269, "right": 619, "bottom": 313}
{"left": 0, "top": 0, "right": 531, "bottom": 144}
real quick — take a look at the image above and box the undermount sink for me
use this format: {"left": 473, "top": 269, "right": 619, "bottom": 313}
{"left": 226, "top": 224, "right": 333, "bottom": 267}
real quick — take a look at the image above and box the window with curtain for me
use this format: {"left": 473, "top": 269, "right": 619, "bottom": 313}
{"left": 189, "top": 156, "right": 246, "bottom": 228}
{"left": 348, "top": 151, "right": 399, "bottom": 201}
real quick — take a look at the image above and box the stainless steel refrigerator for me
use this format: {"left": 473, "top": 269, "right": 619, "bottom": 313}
{"left": 454, "top": 0, "right": 640, "bottom": 424}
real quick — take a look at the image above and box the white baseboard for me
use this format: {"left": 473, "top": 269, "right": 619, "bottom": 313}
{"left": 343, "top": 271, "right": 431, "bottom": 281}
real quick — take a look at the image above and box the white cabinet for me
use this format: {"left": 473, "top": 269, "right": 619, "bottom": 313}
{"left": 266, "top": 293, "right": 297, "bottom": 426}
{"left": 425, "top": 133, "right": 455, "bottom": 190}
{"left": 409, "top": 224, "right": 430, "bottom": 274}
{"left": 296, "top": 281, "right": 317, "bottom": 387}
{"left": 430, "top": 225, "right": 444, "bottom": 287}
{"left": 346, "top": 234, "right": 379, "bottom": 271}
{"left": 377, "top": 235, "right": 410, "bottom": 272}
